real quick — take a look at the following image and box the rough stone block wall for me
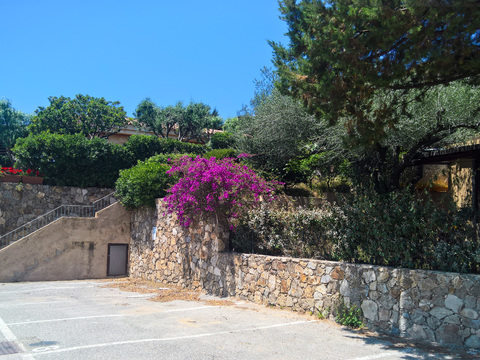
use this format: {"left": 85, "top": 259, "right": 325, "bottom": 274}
{"left": 129, "top": 199, "right": 480, "bottom": 349}
{"left": 0, "top": 183, "right": 113, "bottom": 235}
{"left": 227, "top": 255, "right": 480, "bottom": 349}
{"left": 130, "top": 200, "right": 232, "bottom": 296}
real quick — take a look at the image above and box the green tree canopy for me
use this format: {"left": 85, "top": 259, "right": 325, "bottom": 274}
{"left": 0, "top": 99, "right": 31, "bottom": 166}
{"left": 29, "top": 94, "right": 128, "bottom": 139}
{"left": 226, "top": 68, "right": 326, "bottom": 182}
{"left": 269, "top": 0, "right": 480, "bottom": 192}
{"left": 311, "top": 82, "right": 480, "bottom": 192}
{"left": 134, "top": 98, "right": 179, "bottom": 138}
{"left": 222, "top": 117, "right": 241, "bottom": 133}
{"left": 134, "top": 99, "right": 222, "bottom": 143}
{"left": 234, "top": 88, "right": 320, "bottom": 176}
{"left": 271, "top": 0, "right": 480, "bottom": 144}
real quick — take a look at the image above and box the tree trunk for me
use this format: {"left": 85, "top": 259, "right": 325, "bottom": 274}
{"left": 5, "top": 148, "right": 15, "bottom": 167}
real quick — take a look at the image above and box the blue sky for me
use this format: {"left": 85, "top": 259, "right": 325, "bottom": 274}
{"left": 1, "top": 1, "right": 288, "bottom": 120}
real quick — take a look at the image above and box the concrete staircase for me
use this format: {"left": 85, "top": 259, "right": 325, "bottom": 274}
{"left": 0, "top": 193, "right": 117, "bottom": 250}
{"left": 0, "top": 201, "right": 131, "bottom": 282}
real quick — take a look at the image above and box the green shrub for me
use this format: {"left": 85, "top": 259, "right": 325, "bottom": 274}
{"left": 115, "top": 153, "right": 196, "bottom": 209}
{"left": 115, "top": 161, "right": 171, "bottom": 209}
{"left": 232, "top": 187, "right": 479, "bottom": 274}
{"left": 203, "top": 148, "right": 236, "bottom": 160}
{"left": 13, "top": 132, "right": 128, "bottom": 188}
{"left": 124, "top": 135, "right": 205, "bottom": 166}
{"left": 327, "top": 188, "right": 480, "bottom": 273}
{"left": 231, "top": 205, "right": 331, "bottom": 258}
{"left": 123, "top": 135, "right": 164, "bottom": 166}
{"left": 0, "top": 154, "right": 11, "bottom": 167}
{"left": 208, "top": 132, "right": 235, "bottom": 149}
{"left": 335, "top": 298, "right": 363, "bottom": 328}
{"left": 12, "top": 133, "right": 205, "bottom": 188}
{"left": 284, "top": 152, "right": 352, "bottom": 188}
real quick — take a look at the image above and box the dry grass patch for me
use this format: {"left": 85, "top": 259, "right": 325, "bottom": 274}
{"left": 103, "top": 278, "right": 235, "bottom": 306}
{"left": 202, "top": 299, "right": 236, "bottom": 306}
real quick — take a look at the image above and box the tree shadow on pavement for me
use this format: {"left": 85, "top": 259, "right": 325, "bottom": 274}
{"left": 340, "top": 327, "right": 480, "bottom": 360}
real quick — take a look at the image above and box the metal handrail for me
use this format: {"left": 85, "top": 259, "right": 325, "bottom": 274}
{"left": 0, "top": 193, "right": 117, "bottom": 249}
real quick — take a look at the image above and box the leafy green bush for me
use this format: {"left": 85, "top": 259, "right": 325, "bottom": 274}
{"left": 335, "top": 297, "right": 363, "bottom": 328}
{"left": 232, "top": 187, "right": 479, "bottom": 274}
{"left": 115, "top": 153, "right": 196, "bottom": 209}
{"left": 12, "top": 133, "right": 205, "bottom": 188}
{"left": 13, "top": 132, "right": 128, "bottom": 188}
{"left": 231, "top": 205, "right": 331, "bottom": 258}
{"left": 284, "top": 152, "right": 352, "bottom": 189}
{"left": 208, "top": 132, "right": 235, "bottom": 149}
{"left": 203, "top": 148, "right": 236, "bottom": 160}
{"left": 0, "top": 154, "right": 10, "bottom": 167}
{"left": 115, "top": 159, "right": 171, "bottom": 209}
{"left": 327, "top": 188, "right": 480, "bottom": 273}
{"left": 123, "top": 135, "right": 205, "bottom": 166}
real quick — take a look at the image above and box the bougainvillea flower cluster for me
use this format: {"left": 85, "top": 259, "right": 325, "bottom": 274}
{"left": 163, "top": 156, "right": 278, "bottom": 228}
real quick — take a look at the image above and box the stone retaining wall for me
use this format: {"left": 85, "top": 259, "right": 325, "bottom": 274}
{"left": 129, "top": 199, "right": 480, "bottom": 349}
{"left": 130, "top": 201, "right": 232, "bottom": 296}
{"left": 0, "top": 183, "right": 113, "bottom": 235}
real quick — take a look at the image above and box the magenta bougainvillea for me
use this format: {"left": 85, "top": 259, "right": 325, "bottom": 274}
{"left": 163, "top": 155, "right": 278, "bottom": 228}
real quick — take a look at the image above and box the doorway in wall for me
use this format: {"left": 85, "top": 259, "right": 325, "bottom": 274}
{"left": 107, "top": 244, "right": 128, "bottom": 276}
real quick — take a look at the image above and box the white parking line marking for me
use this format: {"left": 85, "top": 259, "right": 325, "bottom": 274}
{"left": 21, "top": 302, "right": 128, "bottom": 313}
{"left": 20, "top": 320, "right": 320, "bottom": 357}
{"left": 7, "top": 306, "right": 221, "bottom": 326}
{"left": 7, "top": 314, "right": 126, "bottom": 326}
{"left": 1, "top": 286, "right": 95, "bottom": 294}
{"left": 0, "top": 316, "right": 35, "bottom": 360}
{"left": 33, "top": 346, "right": 60, "bottom": 352}
{"left": 0, "top": 301, "right": 67, "bottom": 308}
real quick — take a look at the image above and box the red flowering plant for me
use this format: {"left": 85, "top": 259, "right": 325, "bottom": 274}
{"left": 163, "top": 155, "right": 280, "bottom": 229}
{"left": 25, "top": 169, "right": 41, "bottom": 177}
{"left": 0, "top": 167, "right": 41, "bottom": 177}
{"left": 1, "top": 167, "right": 23, "bottom": 175}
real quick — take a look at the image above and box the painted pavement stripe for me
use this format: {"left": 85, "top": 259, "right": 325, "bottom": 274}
{"left": 0, "top": 316, "right": 34, "bottom": 360}
{"left": 17, "top": 320, "right": 320, "bottom": 357}
{"left": 7, "top": 306, "right": 221, "bottom": 326}
{"left": 0, "top": 301, "right": 68, "bottom": 308}
{"left": 0, "top": 286, "right": 95, "bottom": 294}
{"left": 7, "top": 314, "right": 126, "bottom": 326}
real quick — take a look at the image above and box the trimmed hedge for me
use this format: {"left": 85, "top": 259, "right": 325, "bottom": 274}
{"left": 124, "top": 135, "right": 205, "bottom": 166}
{"left": 13, "top": 132, "right": 127, "bottom": 188}
{"left": 207, "top": 131, "right": 235, "bottom": 149}
{"left": 12, "top": 133, "right": 206, "bottom": 188}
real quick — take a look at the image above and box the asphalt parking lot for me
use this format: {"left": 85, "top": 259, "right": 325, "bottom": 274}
{"left": 0, "top": 280, "right": 476, "bottom": 360}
